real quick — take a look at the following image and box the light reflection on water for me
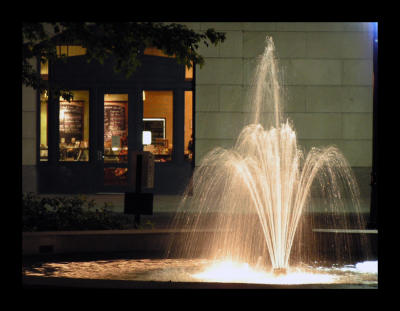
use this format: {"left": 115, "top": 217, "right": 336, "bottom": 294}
{"left": 23, "top": 259, "right": 377, "bottom": 285}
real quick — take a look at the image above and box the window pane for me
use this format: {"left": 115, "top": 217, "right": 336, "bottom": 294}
{"left": 40, "top": 91, "right": 48, "bottom": 161}
{"left": 185, "top": 62, "right": 193, "bottom": 81}
{"left": 184, "top": 91, "right": 193, "bottom": 162}
{"left": 59, "top": 90, "right": 89, "bottom": 162}
{"left": 56, "top": 45, "right": 87, "bottom": 57}
{"left": 40, "top": 60, "right": 48, "bottom": 80}
{"left": 104, "top": 94, "right": 128, "bottom": 164}
{"left": 143, "top": 91, "right": 173, "bottom": 162}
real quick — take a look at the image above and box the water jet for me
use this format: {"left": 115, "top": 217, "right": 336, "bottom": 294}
{"left": 273, "top": 268, "right": 287, "bottom": 276}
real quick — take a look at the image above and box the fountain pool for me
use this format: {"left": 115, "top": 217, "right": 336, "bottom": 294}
{"left": 22, "top": 257, "right": 377, "bottom": 288}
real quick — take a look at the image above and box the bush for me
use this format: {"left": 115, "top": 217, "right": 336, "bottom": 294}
{"left": 22, "top": 193, "right": 125, "bottom": 231}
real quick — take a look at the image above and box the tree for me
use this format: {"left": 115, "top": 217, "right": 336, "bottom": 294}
{"left": 22, "top": 22, "right": 226, "bottom": 100}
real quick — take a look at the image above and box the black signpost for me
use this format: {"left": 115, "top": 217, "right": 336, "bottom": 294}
{"left": 124, "top": 152, "right": 154, "bottom": 228}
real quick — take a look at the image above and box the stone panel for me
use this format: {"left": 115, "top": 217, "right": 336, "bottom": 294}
{"left": 288, "top": 113, "right": 342, "bottom": 139}
{"left": 342, "top": 22, "right": 374, "bottom": 32}
{"left": 242, "top": 22, "right": 276, "bottom": 31}
{"left": 307, "top": 32, "right": 372, "bottom": 59}
{"left": 22, "top": 85, "right": 36, "bottom": 112}
{"left": 283, "top": 86, "right": 307, "bottom": 113}
{"left": 196, "top": 112, "right": 245, "bottom": 139}
{"left": 196, "top": 58, "right": 243, "bottom": 85}
{"left": 341, "top": 32, "right": 373, "bottom": 59}
{"left": 219, "top": 85, "right": 244, "bottom": 112}
{"left": 306, "top": 33, "right": 344, "bottom": 58}
{"left": 196, "top": 85, "right": 219, "bottom": 112}
{"left": 282, "top": 59, "right": 342, "bottom": 85}
{"left": 343, "top": 60, "right": 373, "bottom": 85}
{"left": 341, "top": 87, "right": 373, "bottom": 112}
{"left": 195, "top": 138, "right": 235, "bottom": 166}
{"left": 22, "top": 138, "right": 36, "bottom": 165}
{"left": 243, "top": 31, "right": 307, "bottom": 59}
{"left": 342, "top": 113, "right": 373, "bottom": 140}
{"left": 306, "top": 86, "right": 343, "bottom": 112}
{"left": 297, "top": 139, "right": 371, "bottom": 167}
{"left": 22, "top": 111, "right": 36, "bottom": 139}
{"left": 219, "top": 31, "right": 243, "bottom": 58}
{"left": 340, "top": 140, "right": 372, "bottom": 167}
{"left": 243, "top": 31, "right": 270, "bottom": 58}
{"left": 275, "top": 22, "right": 345, "bottom": 32}
{"left": 197, "top": 40, "right": 219, "bottom": 58}
{"left": 271, "top": 32, "right": 307, "bottom": 58}
{"left": 243, "top": 58, "right": 259, "bottom": 86}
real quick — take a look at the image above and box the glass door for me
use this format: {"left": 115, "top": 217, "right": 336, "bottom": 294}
{"left": 142, "top": 90, "right": 174, "bottom": 162}
{"left": 101, "top": 93, "right": 130, "bottom": 190}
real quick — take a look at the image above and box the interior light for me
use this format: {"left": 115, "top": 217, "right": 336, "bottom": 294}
{"left": 143, "top": 131, "right": 152, "bottom": 145}
{"left": 143, "top": 91, "right": 146, "bottom": 101}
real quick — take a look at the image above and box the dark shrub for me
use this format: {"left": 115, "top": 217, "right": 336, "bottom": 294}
{"left": 22, "top": 193, "right": 125, "bottom": 231}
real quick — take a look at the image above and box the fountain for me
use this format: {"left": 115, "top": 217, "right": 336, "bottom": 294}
{"left": 166, "top": 36, "right": 373, "bottom": 274}
{"left": 22, "top": 37, "right": 377, "bottom": 288}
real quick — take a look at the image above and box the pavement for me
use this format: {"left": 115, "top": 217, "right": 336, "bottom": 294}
{"left": 22, "top": 275, "right": 377, "bottom": 289}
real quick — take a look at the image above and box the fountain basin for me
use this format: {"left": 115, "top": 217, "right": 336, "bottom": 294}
{"left": 22, "top": 228, "right": 378, "bottom": 289}
{"left": 22, "top": 257, "right": 378, "bottom": 289}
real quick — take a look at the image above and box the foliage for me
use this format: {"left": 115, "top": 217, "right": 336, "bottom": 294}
{"left": 22, "top": 22, "right": 226, "bottom": 101}
{"left": 21, "top": 192, "right": 132, "bottom": 231}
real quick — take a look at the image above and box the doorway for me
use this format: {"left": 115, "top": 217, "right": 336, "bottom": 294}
{"left": 101, "top": 93, "right": 130, "bottom": 191}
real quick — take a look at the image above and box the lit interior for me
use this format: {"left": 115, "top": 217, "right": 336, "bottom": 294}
{"left": 59, "top": 90, "right": 90, "bottom": 162}
{"left": 143, "top": 90, "right": 173, "bottom": 162}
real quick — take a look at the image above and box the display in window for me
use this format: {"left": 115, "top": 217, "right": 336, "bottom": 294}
{"left": 103, "top": 95, "right": 128, "bottom": 164}
{"left": 59, "top": 90, "right": 90, "bottom": 162}
{"left": 40, "top": 91, "right": 48, "bottom": 161}
{"left": 142, "top": 91, "right": 173, "bottom": 162}
{"left": 184, "top": 91, "right": 193, "bottom": 162}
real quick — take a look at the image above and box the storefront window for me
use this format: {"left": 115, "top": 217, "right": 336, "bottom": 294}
{"left": 143, "top": 90, "right": 173, "bottom": 162}
{"left": 103, "top": 94, "right": 129, "bottom": 164}
{"left": 184, "top": 91, "right": 193, "bottom": 162}
{"left": 39, "top": 91, "right": 48, "bottom": 161}
{"left": 59, "top": 90, "right": 90, "bottom": 162}
{"left": 40, "top": 60, "right": 48, "bottom": 81}
{"left": 103, "top": 94, "right": 129, "bottom": 185}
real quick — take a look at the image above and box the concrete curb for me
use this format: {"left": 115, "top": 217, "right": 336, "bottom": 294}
{"left": 22, "top": 229, "right": 216, "bottom": 255}
{"left": 22, "top": 275, "right": 377, "bottom": 289}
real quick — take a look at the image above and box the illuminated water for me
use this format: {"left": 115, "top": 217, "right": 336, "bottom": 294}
{"left": 167, "top": 36, "right": 370, "bottom": 273}
{"left": 23, "top": 258, "right": 377, "bottom": 286}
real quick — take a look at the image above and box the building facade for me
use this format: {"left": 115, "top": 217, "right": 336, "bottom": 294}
{"left": 22, "top": 22, "right": 375, "bottom": 210}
